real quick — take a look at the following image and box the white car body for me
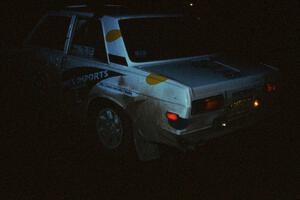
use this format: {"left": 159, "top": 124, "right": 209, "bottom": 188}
{"left": 22, "top": 6, "right": 279, "bottom": 160}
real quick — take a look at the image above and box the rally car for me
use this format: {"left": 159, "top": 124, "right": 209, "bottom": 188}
{"left": 20, "top": 4, "right": 279, "bottom": 160}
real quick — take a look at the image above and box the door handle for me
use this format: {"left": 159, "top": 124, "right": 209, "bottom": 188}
{"left": 55, "top": 58, "right": 60, "bottom": 67}
{"left": 61, "top": 56, "right": 67, "bottom": 70}
{"left": 54, "top": 57, "right": 67, "bottom": 69}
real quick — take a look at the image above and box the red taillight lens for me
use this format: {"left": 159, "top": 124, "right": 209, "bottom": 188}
{"left": 192, "top": 95, "right": 224, "bottom": 115}
{"left": 204, "top": 98, "right": 222, "bottom": 110}
{"left": 266, "top": 83, "right": 277, "bottom": 93}
{"left": 166, "top": 112, "right": 179, "bottom": 121}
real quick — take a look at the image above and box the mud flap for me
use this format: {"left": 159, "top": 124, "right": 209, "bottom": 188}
{"left": 133, "top": 129, "right": 160, "bottom": 161}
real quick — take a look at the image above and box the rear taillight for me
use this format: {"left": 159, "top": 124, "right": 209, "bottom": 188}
{"left": 265, "top": 83, "right": 277, "bottom": 93}
{"left": 166, "top": 112, "right": 179, "bottom": 121}
{"left": 166, "top": 112, "right": 189, "bottom": 130}
{"left": 192, "top": 95, "right": 224, "bottom": 115}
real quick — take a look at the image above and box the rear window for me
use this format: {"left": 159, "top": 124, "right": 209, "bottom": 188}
{"left": 119, "top": 17, "right": 216, "bottom": 62}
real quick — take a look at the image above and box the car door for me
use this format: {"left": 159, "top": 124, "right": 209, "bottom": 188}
{"left": 62, "top": 16, "right": 109, "bottom": 116}
{"left": 25, "top": 13, "right": 75, "bottom": 74}
{"left": 22, "top": 13, "right": 76, "bottom": 115}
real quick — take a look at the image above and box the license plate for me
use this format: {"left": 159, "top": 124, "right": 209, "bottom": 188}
{"left": 228, "top": 97, "right": 253, "bottom": 115}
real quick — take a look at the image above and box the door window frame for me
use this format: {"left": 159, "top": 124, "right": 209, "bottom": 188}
{"left": 66, "top": 15, "right": 109, "bottom": 64}
{"left": 24, "top": 12, "right": 76, "bottom": 54}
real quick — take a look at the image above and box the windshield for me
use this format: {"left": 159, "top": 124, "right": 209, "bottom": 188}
{"left": 119, "top": 17, "right": 216, "bottom": 62}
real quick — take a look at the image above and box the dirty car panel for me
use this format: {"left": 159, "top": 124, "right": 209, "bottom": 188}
{"left": 20, "top": 6, "right": 280, "bottom": 161}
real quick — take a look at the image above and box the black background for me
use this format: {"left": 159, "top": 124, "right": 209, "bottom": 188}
{"left": 1, "top": 0, "right": 299, "bottom": 199}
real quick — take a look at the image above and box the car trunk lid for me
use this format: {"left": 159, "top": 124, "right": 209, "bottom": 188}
{"left": 140, "top": 58, "right": 270, "bottom": 100}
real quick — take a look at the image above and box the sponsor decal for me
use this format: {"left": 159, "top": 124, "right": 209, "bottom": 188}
{"left": 64, "top": 70, "right": 108, "bottom": 89}
{"left": 63, "top": 67, "right": 122, "bottom": 90}
{"left": 146, "top": 73, "right": 168, "bottom": 85}
{"left": 106, "top": 29, "right": 122, "bottom": 42}
{"left": 99, "top": 82, "right": 136, "bottom": 97}
{"left": 62, "top": 67, "right": 122, "bottom": 103}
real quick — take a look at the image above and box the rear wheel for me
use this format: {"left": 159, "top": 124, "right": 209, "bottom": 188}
{"left": 96, "top": 107, "right": 124, "bottom": 150}
{"left": 87, "top": 101, "right": 136, "bottom": 161}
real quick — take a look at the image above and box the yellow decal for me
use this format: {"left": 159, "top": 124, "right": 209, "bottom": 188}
{"left": 146, "top": 74, "right": 168, "bottom": 85}
{"left": 106, "top": 29, "right": 122, "bottom": 42}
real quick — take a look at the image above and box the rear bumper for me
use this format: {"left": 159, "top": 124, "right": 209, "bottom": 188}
{"left": 157, "top": 106, "right": 280, "bottom": 151}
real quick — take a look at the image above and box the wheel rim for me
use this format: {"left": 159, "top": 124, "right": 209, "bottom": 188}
{"left": 96, "top": 108, "right": 123, "bottom": 149}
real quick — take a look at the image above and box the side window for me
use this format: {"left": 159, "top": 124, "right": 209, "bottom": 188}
{"left": 29, "top": 16, "right": 71, "bottom": 50}
{"left": 70, "top": 18, "right": 107, "bottom": 62}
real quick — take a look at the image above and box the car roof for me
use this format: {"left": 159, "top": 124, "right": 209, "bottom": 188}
{"left": 58, "top": 4, "right": 181, "bottom": 19}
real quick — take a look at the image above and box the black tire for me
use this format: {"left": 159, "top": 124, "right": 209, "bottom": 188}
{"left": 87, "top": 100, "right": 136, "bottom": 162}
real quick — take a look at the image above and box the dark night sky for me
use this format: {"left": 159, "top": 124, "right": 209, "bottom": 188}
{"left": 0, "top": 2, "right": 299, "bottom": 198}
{"left": 1, "top": 0, "right": 299, "bottom": 65}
